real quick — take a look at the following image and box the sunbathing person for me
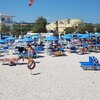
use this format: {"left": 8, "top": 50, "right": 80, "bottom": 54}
{"left": 0, "top": 56, "right": 23, "bottom": 66}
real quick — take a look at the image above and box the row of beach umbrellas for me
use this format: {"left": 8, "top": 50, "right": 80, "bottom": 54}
{"left": 0, "top": 35, "right": 41, "bottom": 44}
{"left": 62, "top": 33, "right": 100, "bottom": 39}
{"left": 0, "top": 33, "right": 100, "bottom": 44}
{"left": 0, "top": 36, "right": 16, "bottom": 44}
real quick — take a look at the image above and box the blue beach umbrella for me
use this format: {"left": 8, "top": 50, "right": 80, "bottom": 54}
{"left": 90, "top": 34, "right": 97, "bottom": 37}
{"left": 24, "top": 38, "right": 34, "bottom": 42}
{"left": 45, "top": 36, "right": 58, "bottom": 41}
{"left": 33, "top": 35, "right": 41, "bottom": 39}
{"left": 0, "top": 39, "right": 7, "bottom": 44}
{"left": 5, "top": 36, "right": 16, "bottom": 41}
{"left": 77, "top": 33, "right": 84, "bottom": 37}
{"left": 79, "top": 34, "right": 90, "bottom": 39}
{"left": 19, "top": 38, "right": 34, "bottom": 42}
{"left": 95, "top": 33, "right": 100, "bottom": 37}
{"left": 62, "top": 34, "right": 73, "bottom": 39}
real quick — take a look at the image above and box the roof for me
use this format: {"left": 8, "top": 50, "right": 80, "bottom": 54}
{"left": 0, "top": 13, "right": 14, "bottom": 17}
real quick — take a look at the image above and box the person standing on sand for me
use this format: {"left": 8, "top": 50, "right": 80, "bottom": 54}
{"left": 27, "top": 43, "right": 34, "bottom": 59}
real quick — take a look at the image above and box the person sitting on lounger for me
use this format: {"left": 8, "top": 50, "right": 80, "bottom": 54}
{"left": 81, "top": 42, "right": 88, "bottom": 54}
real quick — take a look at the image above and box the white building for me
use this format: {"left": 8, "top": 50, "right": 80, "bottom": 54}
{"left": 0, "top": 13, "right": 14, "bottom": 32}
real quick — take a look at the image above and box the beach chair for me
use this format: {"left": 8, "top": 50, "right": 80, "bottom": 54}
{"left": 67, "top": 46, "right": 77, "bottom": 53}
{"left": 0, "top": 48, "right": 5, "bottom": 56}
{"left": 59, "top": 47, "right": 65, "bottom": 52}
{"left": 3, "top": 46, "right": 10, "bottom": 55}
{"left": 79, "top": 56, "right": 100, "bottom": 70}
{"left": 35, "top": 46, "right": 44, "bottom": 53}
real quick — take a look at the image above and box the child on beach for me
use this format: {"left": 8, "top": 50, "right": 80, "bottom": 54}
{"left": 27, "top": 43, "right": 34, "bottom": 58}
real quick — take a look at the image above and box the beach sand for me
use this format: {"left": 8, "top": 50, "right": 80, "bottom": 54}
{"left": 0, "top": 52, "right": 100, "bottom": 100}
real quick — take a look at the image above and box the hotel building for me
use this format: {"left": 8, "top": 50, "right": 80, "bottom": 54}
{"left": 0, "top": 13, "right": 14, "bottom": 32}
{"left": 46, "top": 18, "right": 83, "bottom": 34}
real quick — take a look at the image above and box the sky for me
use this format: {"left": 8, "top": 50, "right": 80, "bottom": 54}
{"left": 0, "top": 0, "right": 100, "bottom": 23}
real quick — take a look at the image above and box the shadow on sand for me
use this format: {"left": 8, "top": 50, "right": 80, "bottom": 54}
{"left": 31, "top": 72, "right": 41, "bottom": 76}
{"left": 35, "top": 55, "right": 45, "bottom": 59}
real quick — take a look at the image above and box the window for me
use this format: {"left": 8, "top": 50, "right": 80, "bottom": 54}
{"left": 7, "top": 18, "right": 11, "bottom": 23}
{"left": 59, "top": 21, "right": 64, "bottom": 24}
{"left": 1, "top": 17, "right": 5, "bottom": 22}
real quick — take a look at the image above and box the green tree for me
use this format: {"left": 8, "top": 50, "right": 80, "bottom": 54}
{"left": 33, "top": 16, "right": 47, "bottom": 33}
{"left": 77, "top": 24, "right": 86, "bottom": 33}
{"left": 13, "top": 23, "right": 34, "bottom": 37}
{"left": 84, "top": 24, "right": 94, "bottom": 33}
{"left": 64, "top": 27, "right": 76, "bottom": 34}
{"left": 78, "top": 23, "right": 94, "bottom": 33}
{"left": 1, "top": 24, "right": 10, "bottom": 34}
{"left": 95, "top": 24, "right": 100, "bottom": 33}
{"left": 13, "top": 24, "right": 21, "bottom": 37}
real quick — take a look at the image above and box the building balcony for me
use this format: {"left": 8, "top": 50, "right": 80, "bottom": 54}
{"left": 1, "top": 21, "right": 13, "bottom": 24}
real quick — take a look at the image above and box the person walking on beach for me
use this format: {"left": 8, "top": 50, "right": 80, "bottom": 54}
{"left": 27, "top": 43, "right": 37, "bottom": 59}
{"left": 27, "top": 44, "right": 33, "bottom": 57}
{"left": 27, "top": 43, "right": 36, "bottom": 73}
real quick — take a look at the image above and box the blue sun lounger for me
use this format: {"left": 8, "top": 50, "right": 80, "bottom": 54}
{"left": 79, "top": 56, "right": 100, "bottom": 70}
